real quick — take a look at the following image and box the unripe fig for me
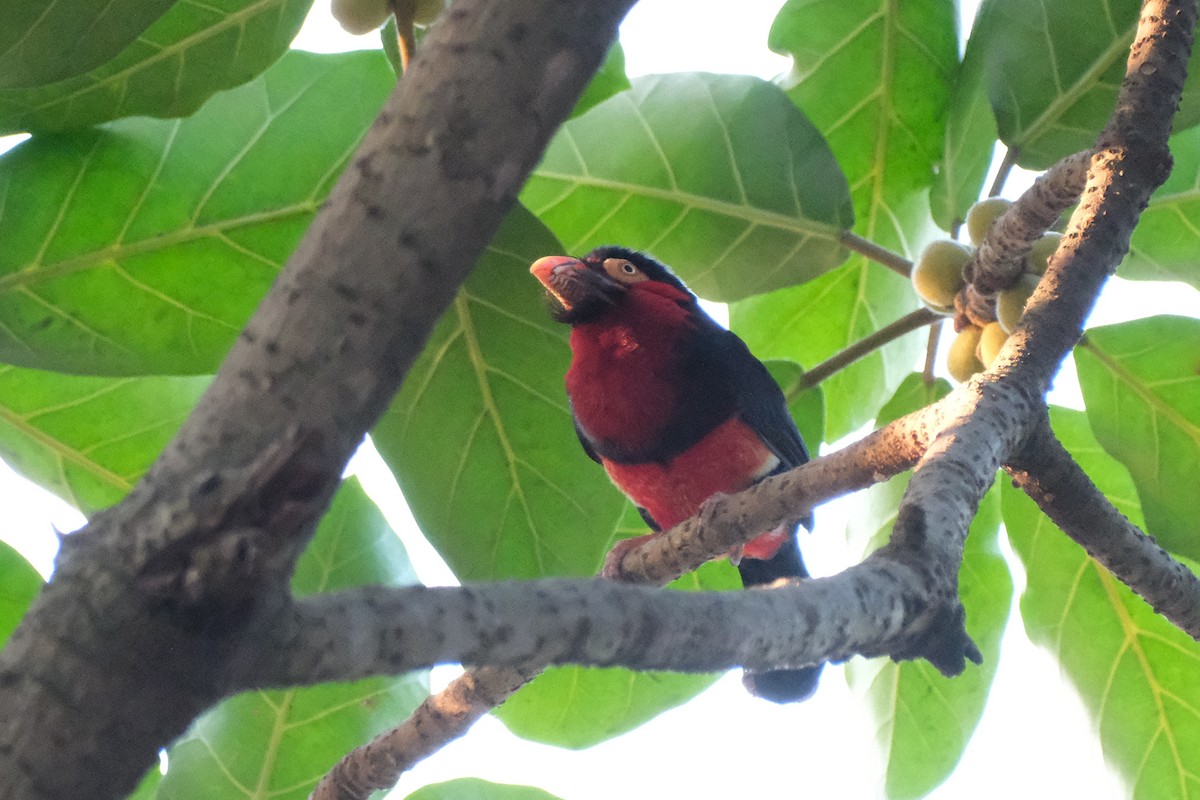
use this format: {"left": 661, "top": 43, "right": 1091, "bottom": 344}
{"left": 997, "top": 273, "right": 1040, "bottom": 332}
{"left": 1027, "top": 232, "right": 1062, "bottom": 275}
{"left": 966, "top": 197, "right": 1013, "bottom": 246}
{"left": 977, "top": 321, "right": 1009, "bottom": 367}
{"left": 947, "top": 326, "right": 984, "bottom": 382}
{"left": 332, "top": 0, "right": 390, "bottom": 34}
{"left": 912, "top": 240, "right": 971, "bottom": 311}
{"left": 412, "top": 0, "right": 445, "bottom": 24}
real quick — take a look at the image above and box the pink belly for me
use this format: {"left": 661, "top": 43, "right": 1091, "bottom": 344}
{"left": 602, "top": 417, "right": 784, "bottom": 558}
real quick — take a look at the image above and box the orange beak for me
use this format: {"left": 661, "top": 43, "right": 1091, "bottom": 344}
{"left": 529, "top": 255, "right": 582, "bottom": 287}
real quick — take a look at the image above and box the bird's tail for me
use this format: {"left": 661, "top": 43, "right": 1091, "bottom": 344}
{"left": 737, "top": 533, "right": 823, "bottom": 703}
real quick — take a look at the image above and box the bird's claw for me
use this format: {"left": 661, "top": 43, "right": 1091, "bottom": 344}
{"left": 600, "top": 533, "right": 657, "bottom": 580}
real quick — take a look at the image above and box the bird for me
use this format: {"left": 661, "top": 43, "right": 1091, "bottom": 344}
{"left": 530, "top": 244, "right": 821, "bottom": 703}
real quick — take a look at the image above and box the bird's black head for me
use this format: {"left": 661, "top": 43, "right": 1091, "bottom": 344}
{"left": 530, "top": 246, "right": 695, "bottom": 324}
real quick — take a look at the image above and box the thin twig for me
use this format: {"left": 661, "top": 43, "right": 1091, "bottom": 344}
{"left": 389, "top": 0, "right": 417, "bottom": 70}
{"left": 840, "top": 231, "right": 914, "bottom": 277}
{"left": 795, "top": 307, "right": 942, "bottom": 392}
{"left": 922, "top": 319, "right": 943, "bottom": 386}
{"left": 988, "top": 146, "right": 1020, "bottom": 197}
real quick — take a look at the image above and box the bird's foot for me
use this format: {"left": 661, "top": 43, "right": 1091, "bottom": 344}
{"left": 600, "top": 532, "right": 658, "bottom": 580}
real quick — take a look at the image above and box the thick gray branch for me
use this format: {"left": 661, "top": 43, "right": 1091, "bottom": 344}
{"left": 0, "top": 1, "right": 633, "bottom": 798}
{"left": 251, "top": 568, "right": 940, "bottom": 687}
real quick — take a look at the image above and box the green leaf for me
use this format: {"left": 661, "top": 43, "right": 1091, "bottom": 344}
{"left": 381, "top": 18, "right": 405, "bottom": 76}
{"left": 848, "top": 483, "right": 1010, "bottom": 800}
{"left": 374, "top": 206, "right": 626, "bottom": 581}
{"left": 0, "top": 366, "right": 208, "bottom": 514}
{"left": 878, "top": 372, "right": 953, "bottom": 427}
{"left": 0, "top": 0, "right": 177, "bottom": 89}
{"left": 1003, "top": 407, "right": 1200, "bottom": 800}
{"left": 161, "top": 478, "right": 428, "bottom": 800}
{"left": 1075, "top": 317, "right": 1200, "bottom": 560}
{"left": 763, "top": 359, "right": 825, "bottom": 453}
{"left": 522, "top": 72, "right": 854, "bottom": 302}
{"left": 0, "top": 540, "right": 41, "bottom": 648}
{"left": 730, "top": 265, "right": 926, "bottom": 442}
{"left": 841, "top": 373, "right": 1002, "bottom": 799}
{"left": 124, "top": 765, "right": 163, "bottom": 800}
{"left": 0, "top": 50, "right": 394, "bottom": 375}
{"left": 771, "top": 0, "right": 957, "bottom": 205}
{"left": 494, "top": 506, "right": 736, "bottom": 749}
{"left": 569, "top": 43, "right": 630, "bottom": 119}
{"left": 1121, "top": 126, "right": 1200, "bottom": 290}
{"left": 0, "top": 0, "right": 314, "bottom": 134}
{"left": 756, "top": 0, "right": 958, "bottom": 439}
{"left": 979, "top": 0, "right": 1200, "bottom": 170}
{"left": 930, "top": 3, "right": 1000, "bottom": 232}
{"left": 405, "top": 779, "right": 564, "bottom": 800}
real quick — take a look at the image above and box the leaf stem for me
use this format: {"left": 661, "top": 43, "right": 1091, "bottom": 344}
{"left": 795, "top": 306, "right": 942, "bottom": 393}
{"left": 922, "top": 319, "right": 943, "bottom": 386}
{"left": 840, "top": 231, "right": 913, "bottom": 277}
{"left": 390, "top": 0, "right": 417, "bottom": 70}
{"left": 988, "top": 146, "right": 1019, "bottom": 197}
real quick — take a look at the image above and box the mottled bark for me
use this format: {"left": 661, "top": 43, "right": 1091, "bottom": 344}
{"left": 0, "top": 0, "right": 633, "bottom": 797}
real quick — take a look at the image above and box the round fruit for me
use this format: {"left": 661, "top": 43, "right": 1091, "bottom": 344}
{"left": 977, "top": 321, "right": 1009, "bottom": 367}
{"left": 947, "top": 326, "right": 985, "bottom": 382}
{"left": 912, "top": 240, "right": 971, "bottom": 311}
{"left": 332, "top": 0, "right": 391, "bottom": 34}
{"left": 412, "top": 0, "right": 444, "bottom": 24}
{"left": 1027, "top": 232, "right": 1062, "bottom": 275}
{"left": 966, "top": 198, "right": 1013, "bottom": 246}
{"left": 997, "top": 273, "right": 1040, "bottom": 332}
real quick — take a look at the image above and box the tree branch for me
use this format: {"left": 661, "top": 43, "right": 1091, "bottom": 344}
{"left": 955, "top": 149, "right": 1093, "bottom": 328}
{"left": 310, "top": 398, "right": 948, "bottom": 799}
{"left": 987, "top": 146, "right": 1019, "bottom": 198}
{"left": 795, "top": 306, "right": 941, "bottom": 392}
{"left": 840, "top": 230, "right": 913, "bottom": 277}
{"left": 0, "top": 1, "right": 635, "bottom": 798}
{"left": 1006, "top": 416, "right": 1200, "bottom": 637}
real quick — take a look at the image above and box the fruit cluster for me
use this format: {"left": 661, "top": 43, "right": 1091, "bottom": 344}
{"left": 331, "top": 0, "right": 443, "bottom": 35}
{"left": 910, "top": 198, "right": 1061, "bottom": 382}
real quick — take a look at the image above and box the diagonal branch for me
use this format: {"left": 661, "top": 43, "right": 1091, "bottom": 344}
{"left": 1006, "top": 415, "right": 1200, "bottom": 637}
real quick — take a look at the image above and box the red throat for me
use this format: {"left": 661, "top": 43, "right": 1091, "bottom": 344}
{"left": 564, "top": 282, "right": 694, "bottom": 448}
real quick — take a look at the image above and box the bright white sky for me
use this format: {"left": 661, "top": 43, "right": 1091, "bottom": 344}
{"left": 3, "top": 0, "right": 1200, "bottom": 798}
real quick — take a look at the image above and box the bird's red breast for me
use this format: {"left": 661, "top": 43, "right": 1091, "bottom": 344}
{"left": 601, "top": 416, "right": 787, "bottom": 560}
{"left": 564, "top": 280, "right": 694, "bottom": 449}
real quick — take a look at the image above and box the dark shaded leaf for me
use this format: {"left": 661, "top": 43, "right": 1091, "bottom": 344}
{"left": 0, "top": 0, "right": 314, "bottom": 134}
{"left": 0, "top": 0, "right": 176, "bottom": 89}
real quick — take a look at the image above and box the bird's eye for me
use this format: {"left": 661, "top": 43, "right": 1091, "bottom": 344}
{"left": 602, "top": 257, "right": 647, "bottom": 284}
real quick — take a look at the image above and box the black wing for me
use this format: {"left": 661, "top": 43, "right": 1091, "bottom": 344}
{"left": 710, "top": 326, "right": 809, "bottom": 470}
{"left": 572, "top": 413, "right": 602, "bottom": 465}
